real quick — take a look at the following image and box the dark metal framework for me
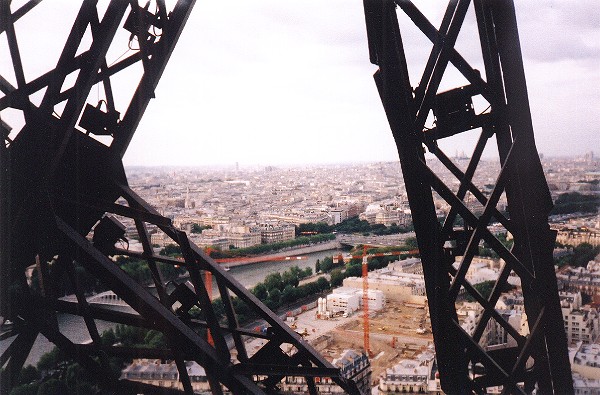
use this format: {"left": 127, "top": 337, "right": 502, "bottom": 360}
{"left": 1, "top": 2, "right": 359, "bottom": 394}
{"left": 364, "top": 0, "right": 572, "bottom": 393}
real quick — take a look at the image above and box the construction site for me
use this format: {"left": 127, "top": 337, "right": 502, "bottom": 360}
{"left": 313, "top": 303, "right": 432, "bottom": 379}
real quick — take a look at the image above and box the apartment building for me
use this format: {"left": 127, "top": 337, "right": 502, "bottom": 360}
{"left": 121, "top": 360, "right": 210, "bottom": 393}
{"left": 226, "top": 230, "right": 262, "bottom": 249}
{"left": 556, "top": 229, "right": 600, "bottom": 247}
{"left": 561, "top": 291, "right": 599, "bottom": 344}
{"left": 378, "top": 349, "right": 441, "bottom": 394}
{"left": 280, "top": 349, "right": 371, "bottom": 395}
{"left": 259, "top": 223, "right": 296, "bottom": 244}
{"left": 558, "top": 263, "right": 600, "bottom": 299}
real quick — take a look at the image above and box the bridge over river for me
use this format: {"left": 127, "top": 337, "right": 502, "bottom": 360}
{"left": 336, "top": 232, "right": 416, "bottom": 248}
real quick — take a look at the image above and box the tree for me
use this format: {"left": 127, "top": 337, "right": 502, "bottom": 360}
{"left": 551, "top": 192, "right": 600, "bottom": 215}
{"left": 404, "top": 237, "right": 418, "bottom": 249}
{"left": 345, "top": 264, "right": 362, "bottom": 278}
{"left": 330, "top": 269, "right": 344, "bottom": 287}
{"left": 74, "top": 266, "right": 99, "bottom": 294}
{"left": 264, "top": 273, "right": 283, "bottom": 292}
{"left": 17, "top": 366, "right": 40, "bottom": 386}
{"left": 571, "top": 243, "right": 600, "bottom": 267}
{"left": 316, "top": 277, "right": 330, "bottom": 291}
{"left": 9, "top": 383, "right": 39, "bottom": 395}
{"left": 288, "top": 266, "right": 302, "bottom": 278}
{"left": 37, "top": 348, "right": 60, "bottom": 372}
{"left": 191, "top": 223, "right": 211, "bottom": 233}
{"left": 333, "top": 217, "right": 371, "bottom": 233}
{"left": 265, "top": 288, "right": 281, "bottom": 310}
{"left": 296, "top": 222, "right": 332, "bottom": 236}
{"left": 281, "top": 285, "right": 297, "bottom": 305}
{"left": 144, "top": 330, "right": 167, "bottom": 348}
{"left": 282, "top": 270, "right": 299, "bottom": 288}
{"left": 115, "top": 324, "right": 148, "bottom": 346}
{"left": 466, "top": 280, "right": 514, "bottom": 302}
{"left": 65, "top": 363, "right": 89, "bottom": 393}
{"left": 119, "top": 259, "right": 152, "bottom": 284}
{"left": 252, "top": 283, "right": 268, "bottom": 301}
{"left": 315, "top": 259, "right": 321, "bottom": 273}
{"left": 160, "top": 244, "right": 182, "bottom": 256}
{"left": 302, "top": 267, "right": 312, "bottom": 278}
{"left": 320, "top": 257, "right": 334, "bottom": 273}
{"left": 368, "top": 257, "right": 387, "bottom": 271}
{"left": 101, "top": 328, "right": 116, "bottom": 346}
{"left": 36, "top": 379, "right": 68, "bottom": 395}
{"left": 159, "top": 262, "right": 185, "bottom": 282}
{"left": 473, "top": 281, "right": 496, "bottom": 300}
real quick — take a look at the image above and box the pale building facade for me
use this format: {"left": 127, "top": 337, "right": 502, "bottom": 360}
{"left": 561, "top": 291, "right": 599, "bottom": 344}
{"left": 280, "top": 349, "right": 371, "bottom": 395}
{"left": 121, "top": 360, "right": 210, "bottom": 393}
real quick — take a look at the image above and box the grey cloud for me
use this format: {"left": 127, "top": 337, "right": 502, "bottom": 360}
{"left": 517, "top": 0, "right": 599, "bottom": 62}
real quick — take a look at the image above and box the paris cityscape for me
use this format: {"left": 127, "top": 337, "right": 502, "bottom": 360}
{"left": 125, "top": 153, "right": 600, "bottom": 394}
{"left": 9, "top": 153, "right": 598, "bottom": 394}
{"left": 2, "top": 1, "right": 599, "bottom": 393}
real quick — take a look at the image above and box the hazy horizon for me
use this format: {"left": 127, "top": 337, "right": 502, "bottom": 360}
{"left": 123, "top": 153, "right": 596, "bottom": 171}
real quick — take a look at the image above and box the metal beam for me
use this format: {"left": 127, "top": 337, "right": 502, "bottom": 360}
{"left": 363, "top": 0, "right": 572, "bottom": 392}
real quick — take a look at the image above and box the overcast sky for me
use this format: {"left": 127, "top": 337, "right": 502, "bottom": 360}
{"left": 2, "top": 1, "right": 599, "bottom": 167}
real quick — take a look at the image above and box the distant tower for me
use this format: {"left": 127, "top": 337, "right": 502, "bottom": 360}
{"left": 236, "top": 161, "right": 239, "bottom": 171}
{"left": 184, "top": 187, "right": 191, "bottom": 209}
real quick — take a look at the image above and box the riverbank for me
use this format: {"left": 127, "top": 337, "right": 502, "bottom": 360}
{"left": 221, "top": 240, "right": 343, "bottom": 268}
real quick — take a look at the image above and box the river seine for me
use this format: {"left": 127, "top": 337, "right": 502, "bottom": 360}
{"left": 17, "top": 248, "right": 343, "bottom": 366}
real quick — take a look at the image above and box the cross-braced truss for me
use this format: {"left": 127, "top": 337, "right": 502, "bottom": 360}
{"left": 364, "top": 0, "right": 572, "bottom": 393}
{"left": 1, "top": 2, "right": 359, "bottom": 393}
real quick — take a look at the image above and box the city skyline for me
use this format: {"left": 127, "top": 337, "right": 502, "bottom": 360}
{"left": 2, "top": 1, "right": 598, "bottom": 166}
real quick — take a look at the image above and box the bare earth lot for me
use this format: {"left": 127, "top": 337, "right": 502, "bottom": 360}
{"left": 287, "top": 302, "right": 434, "bottom": 381}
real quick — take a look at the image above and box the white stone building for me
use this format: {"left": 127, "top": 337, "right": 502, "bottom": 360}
{"left": 280, "top": 349, "right": 371, "bottom": 395}
{"left": 226, "top": 230, "right": 261, "bottom": 249}
{"left": 388, "top": 257, "right": 423, "bottom": 275}
{"left": 561, "top": 291, "right": 599, "bottom": 345}
{"left": 378, "top": 349, "right": 441, "bottom": 394}
{"left": 571, "top": 342, "right": 600, "bottom": 380}
{"left": 326, "top": 289, "right": 360, "bottom": 315}
{"left": 259, "top": 223, "right": 296, "bottom": 244}
{"left": 343, "top": 269, "right": 426, "bottom": 305}
{"left": 325, "top": 287, "right": 385, "bottom": 315}
{"left": 572, "top": 372, "right": 600, "bottom": 395}
{"left": 121, "top": 359, "right": 210, "bottom": 393}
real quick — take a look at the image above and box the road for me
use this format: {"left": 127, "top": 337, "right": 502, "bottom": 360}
{"left": 337, "top": 232, "right": 415, "bottom": 248}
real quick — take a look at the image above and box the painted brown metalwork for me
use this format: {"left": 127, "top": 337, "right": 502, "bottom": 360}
{"left": 363, "top": 0, "right": 573, "bottom": 393}
{"left": 2, "top": 0, "right": 572, "bottom": 393}
{"left": 0, "top": 2, "right": 359, "bottom": 394}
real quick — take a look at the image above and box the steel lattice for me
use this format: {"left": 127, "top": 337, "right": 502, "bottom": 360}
{"left": 364, "top": 0, "right": 572, "bottom": 393}
{"left": 1, "top": 2, "right": 360, "bottom": 394}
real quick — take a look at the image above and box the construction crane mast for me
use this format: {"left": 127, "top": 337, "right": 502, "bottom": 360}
{"left": 361, "top": 246, "right": 370, "bottom": 356}
{"left": 363, "top": 0, "right": 572, "bottom": 393}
